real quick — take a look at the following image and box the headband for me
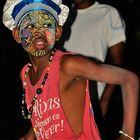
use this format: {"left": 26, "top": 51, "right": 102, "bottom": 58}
{"left": 3, "top": 0, "right": 69, "bottom": 30}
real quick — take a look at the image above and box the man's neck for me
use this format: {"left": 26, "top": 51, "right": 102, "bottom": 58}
{"left": 29, "top": 50, "right": 52, "bottom": 73}
{"left": 74, "top": 1, "right": 95, "bottom": 9}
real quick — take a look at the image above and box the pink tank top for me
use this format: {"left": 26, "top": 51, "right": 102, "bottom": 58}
{"left": 21, "top": 50, "right": 101, "bottom": 140}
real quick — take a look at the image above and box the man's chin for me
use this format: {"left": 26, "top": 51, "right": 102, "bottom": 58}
{"left": 31, "top": 49, "right": 48, "bottom": 57}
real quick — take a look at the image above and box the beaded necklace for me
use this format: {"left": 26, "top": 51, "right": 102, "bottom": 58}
{"left": 21, "top": 49, "right": 56, "bottom": 119}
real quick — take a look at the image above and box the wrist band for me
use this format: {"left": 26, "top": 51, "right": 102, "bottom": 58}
{"left": 119, "top": 130, "right": 134, "bottom": 140}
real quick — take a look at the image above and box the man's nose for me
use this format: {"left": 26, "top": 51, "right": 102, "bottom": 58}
{"left": 33, "top": 27, "right": 45, "bottom": 37}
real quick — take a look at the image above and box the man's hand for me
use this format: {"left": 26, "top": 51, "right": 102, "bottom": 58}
{"left": 100, "top": 97, "right": 108, "bottom": 117}
{"left": 100, "top": 84, "right": 115, "bottom": 117}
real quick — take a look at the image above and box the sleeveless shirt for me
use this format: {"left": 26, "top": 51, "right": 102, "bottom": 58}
{"left": 21, "top": 50, "right": 101, "bottom": 140}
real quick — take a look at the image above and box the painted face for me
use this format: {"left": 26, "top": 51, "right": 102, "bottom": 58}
{"left": 19, "top": 11, "right": 57, "bottom": 57}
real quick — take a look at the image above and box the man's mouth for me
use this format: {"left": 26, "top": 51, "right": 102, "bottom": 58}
{"left": 33, "top": 38, "right": 47, "bottom": 49}
{"left": 35, "top": 41, "right": 44, "bottom": 48}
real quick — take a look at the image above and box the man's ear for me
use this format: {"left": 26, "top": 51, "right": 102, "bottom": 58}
{"left": 12, "top": 27, "right": 21, "bottom": 43}
{"left": 55, "top": 25, "right": 62, "bottom": 41}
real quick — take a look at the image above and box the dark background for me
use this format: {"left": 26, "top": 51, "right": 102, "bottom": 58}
{"left": 0, "top": 0, "right": 140, "bottom": 139}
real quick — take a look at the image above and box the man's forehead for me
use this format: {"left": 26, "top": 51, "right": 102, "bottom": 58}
{"left": 24, "top": 10, "right": 55, "bottom": 22}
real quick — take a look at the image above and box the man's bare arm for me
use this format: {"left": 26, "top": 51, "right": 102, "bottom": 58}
{"left": 100, "top": 41, "right": 125, "bottom": 116}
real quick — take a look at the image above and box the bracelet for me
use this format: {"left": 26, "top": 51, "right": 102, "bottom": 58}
{"left": 119, "top": 130, "right": 134, "bottom": 140}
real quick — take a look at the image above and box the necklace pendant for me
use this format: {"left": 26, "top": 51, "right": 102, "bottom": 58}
{"left": 36, "top": 88, "right": 42, "bottom": 94}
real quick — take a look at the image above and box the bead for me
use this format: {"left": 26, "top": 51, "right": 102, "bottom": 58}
{"left": 31, "top": 100, "right": 35, "bottom": 105}
{"left": 33, "top": 96, "right": 37, "bottom": 100}
{"left": 47, "top": 67, "right": 50, "bottom": 71}
{"left": 29, "top": 107, "right": 33, "bottom": 112}
{"left": 27, "top": 114, "right": 32, "bottom": 119}
{"left": 23, "top": 82, "right": 26, "bottom": 86}
{"left": 42, "top": 81, "right": 45, "bottom": 85}
{"left": 44, "top": 73, "right": 48, "bottom": 78}
{"left": 36, "top": 88, "right": 42, "bottom": 94}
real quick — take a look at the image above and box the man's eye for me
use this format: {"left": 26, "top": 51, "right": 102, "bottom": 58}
{"left": 43, "top": 23, "right": 52, "bottom": 28}
{"left": 27, "top": 24, "right": 34, "bottom": 29}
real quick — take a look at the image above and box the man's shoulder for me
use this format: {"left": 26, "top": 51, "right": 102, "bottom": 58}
{"left": 94, "top": 1, "right": 119, "bottom": 15}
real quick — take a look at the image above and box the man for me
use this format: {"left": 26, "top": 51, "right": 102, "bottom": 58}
{"left": 60, "top": 0, "right": 125, "bottom": 116}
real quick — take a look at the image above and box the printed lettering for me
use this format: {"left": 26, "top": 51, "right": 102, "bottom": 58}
{"left": 33, "top": 97, "right": 60, "bottom": 118}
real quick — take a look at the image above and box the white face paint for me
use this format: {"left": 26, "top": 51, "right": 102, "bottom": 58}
{"left": 19, "top": 10, "right": 57, "bottom": 57}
